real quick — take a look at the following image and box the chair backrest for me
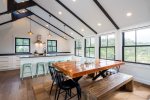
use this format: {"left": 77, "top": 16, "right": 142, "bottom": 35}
{"left": 49, "top": 66, "right": 56, "bottom": 81}
{"left": 54, "top": 71, "right": 66, "bottom": 88}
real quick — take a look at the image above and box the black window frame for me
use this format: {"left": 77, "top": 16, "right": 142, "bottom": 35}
{"left": 84, "top": 37, "right": 95, "bottom": 58}
{"left": 15, "top": 37, "right": 31, "bottom": 54}
{"left": 99, "top": 34, "right": 115, "bottom": 60}
{"left": 122, "top": 27, "right": 150, "bottom": 65}
{"left": 75, "top": 40, "right": 82, "bottom": 57}
{"left": 47, "top": 40, "right": 57, "bottom": 53}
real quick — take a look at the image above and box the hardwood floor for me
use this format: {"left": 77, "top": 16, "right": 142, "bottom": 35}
{"left": 0, "top": 70, "right": 150, "bottom": 100}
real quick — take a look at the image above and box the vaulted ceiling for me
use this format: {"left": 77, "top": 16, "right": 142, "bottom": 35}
{"left": 0, "top": 0, "right": 150, "bottom": 39}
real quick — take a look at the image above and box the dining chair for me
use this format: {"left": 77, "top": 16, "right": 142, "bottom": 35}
{"left": 49, "top": 65, "right": 57, "bottom": 95}
{"left": 55, "top": 71, "right": 81, "bottom": 100}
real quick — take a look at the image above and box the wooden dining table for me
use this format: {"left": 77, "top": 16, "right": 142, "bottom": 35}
{"left": 53, "top": 60, "right": 124, "bottom": 81}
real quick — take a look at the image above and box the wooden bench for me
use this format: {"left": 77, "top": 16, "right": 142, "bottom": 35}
{"left": 82, "top": 73, "right": 133, "bottom": 100}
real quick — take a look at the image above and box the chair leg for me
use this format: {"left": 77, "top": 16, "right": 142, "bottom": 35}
{"left": 30, "top": 67, "right": 33, "bottom": 78}
{"left": 54, "top": 86, "right": 58, "bottom": 100}
{"left": 49, "top": 81, "right": 54, "bottom": 95}
{"left": 64, "top": 91, "right": 68, "bottom": 100}
{"left": 36, "top": 66, "right": 38, "bottom": 77}
{"left": 21, "top": 66, "right": 24, "bottom": 80}
{"left": 56, "top": 88, "right": 61, "bottom": 100}
{"left": 43, "top": 65, "right": 46, "bottom": 75}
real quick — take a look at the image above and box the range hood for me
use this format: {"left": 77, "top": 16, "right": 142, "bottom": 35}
{"left": 35, "top": 35, "right": 45, "bottom": 44}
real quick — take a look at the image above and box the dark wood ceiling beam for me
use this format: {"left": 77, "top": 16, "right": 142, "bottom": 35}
{"left": 12, "top": 11, "right": 33, "bottom": 21}
{"left": 26, "top": 9, "right": 74, "bottom": 39}
{"left": 27, "top": 17, "right": 67, "bottom": 40}
{"left": 56, "top": 0, "right": 97, "bottom": 34}
{"left": 33, "top": 1, "right": 83, "bottom": 37}
{"left": 0, "top": 0, "right": 35, "bottom": 16}
{"left": 93, "top": 0, "right": 119, "bottom": 29}
{"left": 0, "top": 11, "right": 9, "bottom": 15}
{"left": 0, "top": 20, "right": 13, "bottom": 26}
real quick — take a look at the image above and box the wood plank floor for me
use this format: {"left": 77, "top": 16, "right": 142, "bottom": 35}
{"left": 0, "top": 70, "right": 150, "bottom": 100}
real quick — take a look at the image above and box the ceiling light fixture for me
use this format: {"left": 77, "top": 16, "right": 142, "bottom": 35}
{"left": 71, "top": 32, "right": 73, "bottom": 35}
{"left": 126, "top": 12, "right": 132, "bottom": 17}
{"left": 81, "top": 29, "right": 84, "bottom": 32}
{"left": 58, "top": 11, "right": 62, "bottom": 15}
{"left": 97, "top": 23, "right": 102, "bottom": 26}
{"left": 28, "top": 8, "right": 33, "bottom": 35}
{"left": 48, "top": 15, "right": 52, "bottom": 37}
{"left": 72, "top": 0, "right": 76, "bottom": 2}
{"left": 46, "top": 24, "right": 49, "bottom": 27}
{"left": 22, "top": 10, "right": 25, "bottom": 13}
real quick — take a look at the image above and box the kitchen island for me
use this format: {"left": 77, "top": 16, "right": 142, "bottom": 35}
{"left": 0, "top": 53, "right": 73, "bottom": 78}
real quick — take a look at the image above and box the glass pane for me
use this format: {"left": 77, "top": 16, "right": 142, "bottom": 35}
{"left": 86, "top": 38, "right": 90, "bottom": 47}
{"left": 23, "top": 39, "right": 29, "bottom": 45}
{"left": 91, "top": 37, "right": 95, "bottom": 47}
{"left": 136, "top": 47, "right": 150, "bottom": 64}
{"left": 100, "top": 48, "right": 106, "bottom": 59}
{"left": 108, "top": 34, "right": 115, "bottom": 46}
{"left": 124, "top": 47, "right": 135, "bottom": 62}
{"left": 90, "top": 48, "right": 95, "bottom": 57}
{"left": 16, "top": 39, "right": 23, "bottom": 45}
{"left": 53, "top": 47, "right": 56, "bottom": 52}
{"left": 101, "top": 36, "right": 107, "bottom": 47}
{"left": 79, "top": 50, "right": 82, "bottom": 56}
{"left": 48, "top": 41, "right": 52, "bottom": 46}
{"left": 78, "top": 41, "right": 82, "bottom": 47}
{"left": 52, "top": 41, "right": 56, "bottom": 46}
{"left": 86, "top": 48, "right": 90, "bottom": 57}
{"left": 16, "top": 46, "right": 29, "bottom": 53}
{"left": 48, "top": 47, "right": 53, "bottom": 52}
{"left": 137, "top": 28, "right": 150, "bottom": 45}
{"left": 107, "top": 48, "right": 115, "bottom": 59}
{"left": 124, "top": 31, "right": 135, "bottom": 46}
{"left": 76, "top": 50, "right": 79, "bottom": 56}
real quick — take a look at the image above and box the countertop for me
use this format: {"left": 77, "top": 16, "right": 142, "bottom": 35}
{"left": 19, "top": 53, "right": 73, "bottom": 58}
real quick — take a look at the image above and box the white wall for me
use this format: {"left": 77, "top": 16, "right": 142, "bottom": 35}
{"left": 0, "top": 18, "right": 71, "bottom": 54}
{"left": 71, "top": 22, "right": 150, "bottom": 85}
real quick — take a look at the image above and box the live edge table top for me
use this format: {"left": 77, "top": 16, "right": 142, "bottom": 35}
{"left": 53, "top": 60, "right": 124, "bottom": 78}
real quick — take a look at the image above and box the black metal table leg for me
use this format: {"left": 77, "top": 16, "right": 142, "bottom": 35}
{"left": 92, "top": 70, "right": 108, "bottom": 81}
{"left": 73, "top": 76, "right": 82, "bottom": 82}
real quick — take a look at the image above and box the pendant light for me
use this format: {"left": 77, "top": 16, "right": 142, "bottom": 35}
{"left": 63, "top": 24, "right": 66, "bottom": 38}
{"left": 48, "top": 14, "right": 52, "bottom": 37}
{"left": 28, "top": 7, "right": 33, "bottom": 35}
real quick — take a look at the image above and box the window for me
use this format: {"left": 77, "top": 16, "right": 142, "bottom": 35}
{"left": 123, "top": 27, "right": 150, "bottom": 64}
{"left": 75, "top": 40, "right": 82, "bottom": 56}
{"left": 99, "top": 34, "right": 115, "bottom": 60}
{"left": 15, "top": 38, "right": 30, "bottom": 53}
{"left": 47, "top": 40, "right": 57, "bottom": 53}
{"left": 85, "top": 37, "right": 95, "bottom": 58}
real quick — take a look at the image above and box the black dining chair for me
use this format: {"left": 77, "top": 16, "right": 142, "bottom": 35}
{"left": 49, "top": 66, "right": 57, "bottom": 95}
{"left": 55, "top": 71, "right": 81, "bottom": 100}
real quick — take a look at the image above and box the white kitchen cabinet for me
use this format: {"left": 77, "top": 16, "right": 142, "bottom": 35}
{"left": 0, "top": 56, "right": 20, "bottom": 71}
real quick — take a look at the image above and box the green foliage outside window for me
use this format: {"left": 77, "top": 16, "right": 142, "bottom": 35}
{"left": 85, "top": 37, "right": 95, "bottom": 58}
{"left": 15, "top": 38, "right": 30, "bottom": 53}
{"left": 47, "top": 40, "right": 57, "bottom": 53}
{"left": 75, "top": 40, "right": 82, "bottom": 56}
{"left": 100, "top": 34, "right": 115, "bottom": 60}
{"left": 123, "top": 28, "right": 150, "bottom": 64}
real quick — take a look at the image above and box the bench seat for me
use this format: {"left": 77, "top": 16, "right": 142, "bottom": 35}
{"left": 82, "top": 73, "right": 133, "bottom": 100}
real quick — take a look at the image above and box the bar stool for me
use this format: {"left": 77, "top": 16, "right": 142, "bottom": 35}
{"left": 21, "top": 63, "right": 33, "bottom": 80}
{"left": 36, "top": 62, "right": 46, "bottom": 77}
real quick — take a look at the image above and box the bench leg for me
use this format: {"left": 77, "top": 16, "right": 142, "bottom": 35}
{"left": 121, "top": 80, "right": 134, "bottom": 92}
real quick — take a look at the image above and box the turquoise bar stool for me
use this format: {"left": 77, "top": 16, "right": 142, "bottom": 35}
{"left": 21, "top": 63, "right": 33, "bottom": 80}
{"left": 36, "top": 62, "right": 46, "bottom": 77}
